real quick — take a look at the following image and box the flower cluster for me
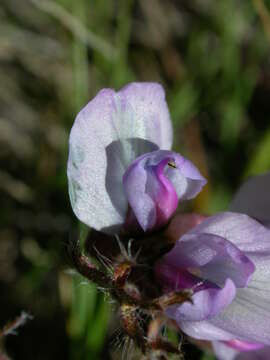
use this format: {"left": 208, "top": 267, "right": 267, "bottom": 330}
{"left": 68, "top": 82, "right": 270, "bottom": 360}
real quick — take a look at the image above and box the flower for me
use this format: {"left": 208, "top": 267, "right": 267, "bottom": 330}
{"left": 67, "top": 82, "right": 206, "bottom": 234}
{"left": 212, "top": 172, "right": 270, "bottom": 360}
{"left": 155, "top": 172, "right": 270, "bottom": 360}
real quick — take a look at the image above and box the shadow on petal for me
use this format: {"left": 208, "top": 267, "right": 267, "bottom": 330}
{"left": 105, "top": 138, "right": 158, "bottom": 221}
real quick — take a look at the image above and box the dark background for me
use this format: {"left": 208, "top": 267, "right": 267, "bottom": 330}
{"left": 1, "top": 0, "right": 270, "bottom": 359}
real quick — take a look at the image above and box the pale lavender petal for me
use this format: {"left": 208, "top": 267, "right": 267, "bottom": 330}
{"left": 180, "top": 269, "right": 270, "bottom": 345}
{"left": 67, "top": 83, "right": 172, "bottom": 233}
{"left": 123, "top": 150, "right": 206, "bottom": 231}
{"left": 206, "top": 284, "right": 270, "bottom": 345}
{"left": 169, "top": 213, "right": 270, "bottom": 344}
{"left": 172, "top": 256, "right": 270, "bottom": 345}
{"left": 167, "top": 156, "right": 207, "bottom": 200}
{"left": 180, "top": 319, "right": 235, "bottom": 341}
{"left": 189, "top": 212, "right": 270, "bottom": 254}
{"left": 164, "top": 233, "right": 255, "bottom": 287}
{"left": 230, "top": 172, "right": 270, "bottom": 226}
{"left": 193, "top": 214, "right": 270, "bottom": 297}
{"left": 155, "top": 262, "right": 214, "bottom": 292}
{"left": 188, "top": 212, "right": 270, "bottom": 298}
{"left": 119, "top": 82, "right": 173, "bottom": 150}
{"left": 166, "top": 278, "right": 236, "bottom": 322}
{"left": 157, "top": 213, "right": 270, "bottom": 344}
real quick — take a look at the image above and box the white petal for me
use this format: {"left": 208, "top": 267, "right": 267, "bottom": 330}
{"left": 120, "top": 82, "right": 173, "bottom": 150}
{"left": 67, "top": 83, "right": 172, "bottom": 233}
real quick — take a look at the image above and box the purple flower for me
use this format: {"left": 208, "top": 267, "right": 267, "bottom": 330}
{"left": 210, "top": 172, "right": 270, "bottom": 360}
{"left": 67, "top": 82, "right": 206, "bottom": 233}
{"left": 156, "top": 172, "right": 270, "bottom": 359}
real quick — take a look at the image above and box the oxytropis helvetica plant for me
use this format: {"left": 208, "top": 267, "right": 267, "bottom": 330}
{"left": 68, "top": 82, "right": 270, "bottom": 360}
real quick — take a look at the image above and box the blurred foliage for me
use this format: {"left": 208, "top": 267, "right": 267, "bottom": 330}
{"left": 1, "top": 0, "right": 270, "bottom": 359}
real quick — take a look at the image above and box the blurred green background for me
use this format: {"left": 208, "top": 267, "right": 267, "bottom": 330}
{"left": 1, "top": 0, "right": 270, "bottom": 359}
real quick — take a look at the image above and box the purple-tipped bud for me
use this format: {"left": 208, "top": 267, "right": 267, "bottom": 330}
{"left": 123, "top": 150, "right": 206, "bottom": 232}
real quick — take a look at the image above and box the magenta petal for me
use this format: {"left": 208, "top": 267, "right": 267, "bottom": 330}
{"left": 166, "top": 278, "right": 236, "bottom": 322}
{"left": 224, "top": 339, "right": 264, "bottom": 352}
{"left": 155, "top": 262, "right": 206, "bottom": 292}
{"left": 164, "top": 233, "right": 255, "bottom": 288}
{"left": 123, "top": 150, "right": 206, "bottom": 231}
